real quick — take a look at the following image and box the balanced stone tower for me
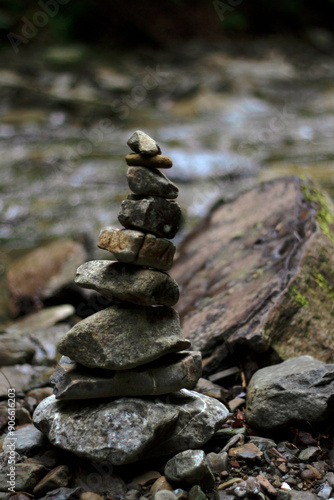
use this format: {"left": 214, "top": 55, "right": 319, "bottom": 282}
{"left": 33, "top": 131, "right": 228, "bottom": 466}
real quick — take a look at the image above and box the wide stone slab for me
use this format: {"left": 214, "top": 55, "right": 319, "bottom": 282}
{"left": 74, "top": 260, "right": 179, "bottom": 306}
{"left": 171, "top": 177, "right": 334, "bottom": 373}
{"left": 127, "top": 130, "right": 161, "bottom": 156}
{"left": 98, "top": 228, "right": 175, "bottom": 271}
{"left": 246, "top": 356, "right": 334, "bottom": 430}
{"left": 125, "top": 154, "right": 172, "bottom": 168}
{"left": 33, "top": 390, "right": 228, "bottom": 465}
{"left": 118, "top": 196, "right": 181, "bottom": 239}
{"left": 127, "top": 166, "right": 178, "bottom": 199}
{"left": 58, "top": 304, "right": 190, "bottom": 370}
{"left": 51, "top": 351, "right": 202, "bottom": 399}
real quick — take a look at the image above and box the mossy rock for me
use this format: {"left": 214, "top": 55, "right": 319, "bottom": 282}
{"left": 171, "top": 176, "right": 334, "bottom": 372}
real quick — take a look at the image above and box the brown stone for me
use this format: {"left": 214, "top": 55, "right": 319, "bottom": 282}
{"left": 98, "top": 228, "right": 175, "bottom": 271}
{"left": 171, "top": 177, "right": 334, "bottom": 373}
{"left": 118, "top": 196, "right": 181, "bottom": 239}
{"left": 33, "top": 465, "right": 72, "bottom": 496}
{"left": 6, "top": 239, "right": 86, "bottom": 317}
{"left": 125, "top": 154, "right": 172, "bottom": 168}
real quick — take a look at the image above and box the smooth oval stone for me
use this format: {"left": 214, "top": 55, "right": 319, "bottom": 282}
{"left": 118, "top": 196, "right": 181, "bottom": 239}
{"left": 127, "top": 166, "right": 178, "bottom": 199}
{"left": 51, "top": 351, "right": 202, "bottom": 399}
{"left": 97, "top": 228, "right": 176, "bottom": 271}
{"left": 58, "top": 303, "right": 190, "bottom": 370}
{"left": 125, "top": 154, "right": 172, "bottom": 168}
{"left": 75, "top": 260, "right": 179, "bottom": 306}
{"left": 127, "top": 130, "right": 161, "bottom": 156}
{"left": 33, "top": 390, "right": 229, "bottom": 465}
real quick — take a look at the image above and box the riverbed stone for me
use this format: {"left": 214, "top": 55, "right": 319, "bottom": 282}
{"left": 165, "top": 449, "right": 215, "bottom": 490}
{"left": 0, "top": 333, "right": 36, "bottom": 365}
{"left": 51, "top": 351, "right": 202, "bottom": 399}
{"left": 0, "top": 461, "right": 47, "bottom": 493}
{"left": 3, "top": 424, "right": 46, "bottom": 455}
{"left": 127, "top": 130, "right": 161, "bottom": 156}
{"left": 127, "top": 167, "right": 178, "bottom": 199}
{"left": 125, "top": 154, "right": 172, "bottom": 168}
{"left": 118, "top": 196, "right": 181, "bottom": 239}
{"left": 97, "top": 228, "right": 175, "bottom": 271}
{"left": 33, "top": 465, "right": 72, "bottom": 497}
{"left": 33, "top": 389, "right": 228, "bottom": 465}
{"left": 6, "top": 239, "right": 86, "bottom": 317}
{"left": 74, "top": 260, "right": 179, "bottom": 306}
{"left": 58, "top": 303, "right": 190, "bottom": 370}
{"left": 246, "top": 355, "right": 334, "bottom": 430}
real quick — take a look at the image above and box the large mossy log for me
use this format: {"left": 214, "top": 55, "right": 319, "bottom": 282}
{"left": 171, "top": 176, "right": 334, "bottom": 375}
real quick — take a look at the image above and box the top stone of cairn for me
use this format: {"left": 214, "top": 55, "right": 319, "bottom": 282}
{"left": 127, "top": 130, "right": 161, "bottom": 156}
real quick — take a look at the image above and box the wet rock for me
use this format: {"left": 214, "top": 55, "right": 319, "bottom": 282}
{"left": 151, "top": 477, "right": 173, "bottom": 494}
{"left": 188, "top": 485, "right": 207, "bottom": 500}
{"left": 317, "top": 482, "right": 332, "bottom": 500}
{"left": 74, "top": 260, "right": 179, "bottom": 306}
{"left": 33, "top": 390, "right": 228, "bottom": 465}
{"left": 165, "top": 449, "right": 215, "bottom": 490}
{"left": 127, "top": 130, "right": 161, "bottom": 156}
{"left": 125, "top": 154, "right": 172, "bottom": 168}
{"left": 51, "top": 352, "right": 202, "bottom": 399}
{"left": 38, "top": 487, "right": 82, "bottom": 500}
{"left": 127, "top": 167, "right": 178, "bottom": 199}
{"left": 0, "top": 333, "right": 36, "bottom": 365}
{"left": 298, "top": 447, "right": 319, "bottom": 461}
{"left": 171, "top": 177, "right": 334, "bottom": 372}
{"left": 194, "top": 378, "right": 226, "bottom": 402}
{"left": 246, "top": 356, "right": 334, "bottom": 430}
{"left": 0, "top": 460, "right": 46, "bottom": 492}
{"left": 5, "top": 306, "right": 75, "bottom": 336}
{"left": 227, "top": 477, "right": 261, "bottom": 498}
{"left": 228, "top": 443, "right": 263, "bottom": 460}
{"left": 118, "top": 196, "right": 181, "bottom": 239}
{"left": 33, "top": 466, "right": 72, "bottom": 497}
{"left": 0, "top": 364, "right": 53, "bottom": 397}
{"left": 154, "top": 492, "right": 177, "bottom": 500}
{"left": 6, "top": 239, "right": 86, "bottom": 317}
{"left": 3, "top": 424, "right": 46, "bottom": 455}
{"left": 206, "top": 451, "right": 228, "bottom": 473}
{"left": 98, "top": 228, "right": 175, "bottom": 271}
{"left": 58, "top": 303, "right": 190, "bottom": 370}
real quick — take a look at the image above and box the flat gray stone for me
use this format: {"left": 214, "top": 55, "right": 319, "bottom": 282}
{"left": 51, "top": 351, "right": 202, "bottom": 399}
{"left": 58, "top": 303, "right": 190, "bottom": 370}
{"left": 3, "top": 424, "right": 46, "bottom": 455}
{"left": 165, "top": 449, "right": 215, "bottom": 490}
{"left": 246, "top": 355, "right": 334, "bottom": 430}
{"left": 127, "top": 167, "right": 178, "bottom": 199}
{"left": 33, "top": 390, "right": 228, "bottom": 465}
{"left": 118, "top": 196, "right": 181, "bottom": 239}
{"left": 98, "top": 228, "right": 175, "bottom": 271}
{"left": 127, "top": 130, "right": 161, "bottom": 156}
{"left": 75, "top": 260, "right": 179, "bottom": 307}
{"left": 0, "top": 333, "right": 36, "bottom": 365}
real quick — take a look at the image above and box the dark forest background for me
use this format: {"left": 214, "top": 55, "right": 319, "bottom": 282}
{"left": 1, "top": 0, "right": 334, "bottom": 47}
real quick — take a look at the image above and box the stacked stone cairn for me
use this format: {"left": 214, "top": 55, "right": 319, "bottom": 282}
{"left": 33, "top": 131, "right": 228, "bottom": 466}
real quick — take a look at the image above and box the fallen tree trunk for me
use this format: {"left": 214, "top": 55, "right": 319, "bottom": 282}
{"left": 171, "top": 176, "right": 334, "bottom": 377}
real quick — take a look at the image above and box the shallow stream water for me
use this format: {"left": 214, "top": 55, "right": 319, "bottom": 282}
{"left": 1, "top": 36, "right": 334, "bottom": 319}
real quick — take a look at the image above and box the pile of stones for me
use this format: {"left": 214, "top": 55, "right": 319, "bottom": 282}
{"left": 33, "top": 131, "right": 228, "bottom": 466}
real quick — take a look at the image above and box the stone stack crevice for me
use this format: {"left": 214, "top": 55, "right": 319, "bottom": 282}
{"left": 33, "top": 131, "right": 229, "bottom": 466}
